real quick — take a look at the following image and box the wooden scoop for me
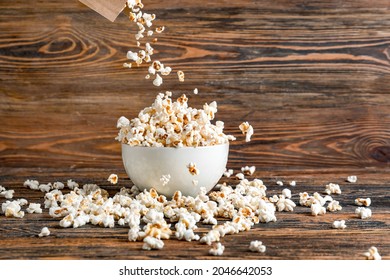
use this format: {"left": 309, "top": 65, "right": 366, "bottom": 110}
{"left": 79, "top": 0, "right": 128, "bottom": 22}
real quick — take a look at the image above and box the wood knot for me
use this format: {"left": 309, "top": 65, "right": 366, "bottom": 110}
{"left": 370, "top": 146, "right": 390, "bottom": 163}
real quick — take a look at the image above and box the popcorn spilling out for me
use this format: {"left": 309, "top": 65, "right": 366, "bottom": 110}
{"left": 249, "top": 240, "right": 266, "bottom": 253}
{"left": 116, "top": 92, "right": 236, "bottom": 147}
{"left": 38, "top": 227, "right": 50, "bottom": 238}
{"left": 332, "top": 220, "right": 346, "bottom": 229}
{"left": 239, "top": 122, "right": 254, "bottom": 142}
{"left": 363, "top": 246, "right": 381, "bottom": 260}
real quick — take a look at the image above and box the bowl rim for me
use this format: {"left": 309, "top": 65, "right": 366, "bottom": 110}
{"left": 121, "top": 142, "right": 229, "bottom": 150}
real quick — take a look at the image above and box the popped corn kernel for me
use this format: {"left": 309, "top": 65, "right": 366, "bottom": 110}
{"left": 223, "top": 169, "right": 234, "bottom": 178}
{"left": 363, "top": 246, "right": 381, "bottom": 260}
{"left": 177, "top": 70, "right": 185, "bottom": 82}
{"left": 153, "top": 74, "right": 163, "bottom": 87}
{"left": 282, "top": 188, "right": 292, "bottom": 199}
{"left": 38, "top": 227, "right": 50, "bottom": 237}
{"left": 209, "top": 242, "right": 225, "bottom": 256}
{"left": 249, "top": 240, "right": 266, "bottom": 253}
{"left": 142, "top": 236, "right": 164, "bottom": 250}
{"left": 235, "top": 173, "right": 245, "bottom": 180}
{"left": 155, "top": 26, "right": 165, "bottom": 33}
{"left": 239, "top": 122, "right": 254, "bottom": 142}
{"left": 241, "top": 166, "right": 256, "bottom": 176}
{"left": 187, "top": 162, "right": 199, "bottom": 176}
{"left": 355, "top": 198, "right": 371, "bottom": 207}
{"left": 2, "top": 201, "right": 24, "bottom": 218}
{"left": 193, "top": 88, "right": 198, "bottom": 95}
{"left": 108, "top": 174, "right": 119, "bottom": 185}
{"left": 24, "top": 179, "right": 39, "bottom": 190}
{"left": 327, "top": 200, "right": 342, "bottom": 212}
{"left": 347, "top": 175, "right": 357, "bottom": 183}
{"left": 289, "top": 181, "right": 296, "bottom": 187}
{"left": 276, "top": 180, "right": 283, "bottom": 187}
{"left": 332, "top": 220, "right": 346, "bottom": 229}
{"left": 355, "top": 207, "right": 372, "bottom": 219}
{"left": 0, "top": 189, "right": 14, "bottom": 199}
{"left": 311, "top": 201, "right": 326, "bottom": 216}
{"left": 26, "top": 203, "right": 42, "bottom": 214}
{"left": 67, "top": 179, "right": 79, "bottom": 189}
{"left": 325, "top": 183, "right": 341, "bottom": 195}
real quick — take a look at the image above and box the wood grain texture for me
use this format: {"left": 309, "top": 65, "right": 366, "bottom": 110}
{"left": 0, "top": 0, "right": 389, "bottom": 259}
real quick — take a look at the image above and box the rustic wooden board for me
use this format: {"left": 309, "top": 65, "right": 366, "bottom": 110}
{"left": 0, "top": 0, "right": 389, "bottom": 259}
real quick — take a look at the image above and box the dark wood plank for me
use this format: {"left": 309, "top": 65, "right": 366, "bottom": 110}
{"left": 0, "top": 0, "right": 389, "bottom": 259}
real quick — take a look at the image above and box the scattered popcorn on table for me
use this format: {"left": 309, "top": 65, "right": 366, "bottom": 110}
{"left": 193, "top": 88, "right": 198, "bottom": 95}
{"left": 347, "top": 175, "right": 357, "bottom": 183}
{"left": 282, "top": 188, "right": 292, "bottom": 199}
{"left": 0, "top": 188, "right": 14, "bottom": 199}
{"left": 289, "top": 181, "right": 296, "bottom": 187}
{"left": 363, "top": 246, "right": 381, "bottom": 260}
{"left": 276, "top": 180, "right": 283, "bottom": 187}
{"left": 327, "top": 200, "right": 342, "bottom": 212}
{"left": 142, "top": 236, "right": 164, "bottom": 250}
{"left": 355, "top": 198, "right": 371, "bottom": 207}
{"left": 38, "top": 227, "right": 50, "bottom": 238}
{"left": 187, "top": 162, "right": 199, "bottom": 176}
{"left": 107, "top": 174, "right": 119, "bottom": 185}
{"left": 355, "top": 207, "right": 372, "bottom": 219}
{"left": 24, "top": 179, "right": 39, "bottom": 190}
{"left": 332, "top": 220, "right": 346, "bottom": 229}
{"left": 1, "top": 201, "right": 24, "bottom": 218}
{"left": 311, "top": 201, "right": 326, "bottom": 216}
{"left": 223, "top": 169, "right": 234, "bottom": 178}
{"left": 67, "top": 179, "right": 79, "bottom": 189}
{"left": 249, "top": 240, "right": 266, "bottom": 253}
{"left": 325, "top": 183, "right": 341, "bottom": 195}
{"left": 26, "top": 203, "right": 42, "bottom": 214}
{"left": 209, "top": 242, "right": 225, "bottom": 256}
{"left": 239, "top": 122, "right": 254, "bottom": 142}
{"left": 235, "top": 173, "right": 245, "bottom": 180}
{"left": 241, "top": 166, "right": 256, "bottom": 176}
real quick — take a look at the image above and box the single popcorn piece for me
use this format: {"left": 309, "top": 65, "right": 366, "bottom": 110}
{"left": 289, "top": 181, "right": 296, "bottom": 187}
{"left": 239, "top": 122, "right": 254, "bottom": 142}
{"left": 67, "top": 179, "right": 79, "bottom": 189}
{"left": 0, "top": 189, "right": 14, "bottom": 199}
{"left": 347, "top": 175, "right": 357, "bottom": 183}
{"left": 325, "top": 183, "right": 341, "bottom": 195}
{"left": 355, "top": 198, "right": 371, "bottom": 207}
{"left": 241, "top": 166, "right": 256, "bottom": 176}
{"left": 276, "top": 180, "right": 283, "bottom": 187}
{"left": 311, "top": 201, "right": 326, "bottom": 216}
{"left": 282, "top": 188, "right": 292, "bottom": 199}
{"left": 153, "top": 73, "right": 163, "bottom": 87}
{"left": 117, "top": 116, "right": 130, "bottom": 128}
{"left": 187, "top": 162, "right": 199, "bottom": 176}
{"left": 26, "top": 203, "right": 43, "bottom": 214}
{"left": 249, "top": 240, "right": 266, "bottom": 253}
{"left": 363, "top": 246, "right": 381, "bottom": 260}
{"left": 177, "top": 70, "right": 185, "bottom": 82}
{"left": 327, "top": 200, "right": 342, "bottom": 212}
{"left": 38, "top": 227, "right": 50, "bottom": 238}
{"left": 209, "top": 242, "right": 225, "bottom": 256}
{"left": 160, "top": 174, "right": 171, "bottom": 186}
{"left": 355, "top": 207, "right": 372, "bottom": 219}
{"left": 2, "top": 201, "right": 24, "bottom": 218}
{"left": 193, "top": 88, "right": 198, "bottom": 95}
{"left": 223, "top": 169, "right": 234, "bottom": 178}
{"left": 142, "top": 236, "right": 164, "bottom": 250}
{"left": 235, "top": 173, "right": 245, "bottom": 180}
{"left": 155, "top": 26, "right": 165, "bottom": 33}
{"left": 24, "top": 179, "right": 40, "bottom": 190}
{"left": 332, "top": 220, "right": 346, "bottom": 229}
{"left": 107, "top": 174, "right": 119, "bottom": 185}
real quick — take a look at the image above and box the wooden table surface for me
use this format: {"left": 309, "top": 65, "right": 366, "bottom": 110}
{"left": 0, "top": 0, "right": 389, "bottom": 260}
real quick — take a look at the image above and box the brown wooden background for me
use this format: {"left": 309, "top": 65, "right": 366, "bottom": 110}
{"left": 0, "top": 0, "right": 389, "bottom": 259}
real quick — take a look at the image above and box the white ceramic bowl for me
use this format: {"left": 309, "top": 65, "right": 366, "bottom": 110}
{"left": 121, "top": 143, "right": 229, "bottom": 197}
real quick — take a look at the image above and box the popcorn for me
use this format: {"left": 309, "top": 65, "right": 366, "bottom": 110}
{"left": 187, "top": 162, "right": 199, "bottom": 176}
{"left": 249, "top": 240, "right": 266, "bottom": 253}
{"left": 209, "top": 242, "right": 225, "bottom": 256}
{"left": 325, "top": 183, "right": 341, "bottom": 195}
{"left": 177, "top": 70, "right": 185, "bottom": 82}
{"left": 67, "top": 179, "right": 79, "bottom": 189}
{"left": 153, "top": 74, "right": 163, "bottom": 86}
{"left": 200, "top": 229, "right": 220, "bottom": 245}
{"left": 53, "top": 182, "right": 65, "bottom": 190}
{"left": 241, "top": 166, "right": 256, "bottom": 176}
{"left": 107, "top": 174, "right": 119, "bottom": 185}
{"left": 347, "top": 175, "right": 357, "bottom": 183}
{"left": 156, "top": 26, "right": 165, "bottom": 33}
{"left": 26, "top": 203, "right": 43, "bottom": 214}
{"left": 332, "top": 220, "right": 346, "bottom": 229}
{"left": 160, "top": 174, "right": 171, "bottom": 186}
{"left": 117, "top": 93, "right": 235, "bottom": 147}
{"left": 38, "top": 227, "right": 50, "bottom": 237}
{"left": 363, "top": 246, "right": 381, "bottom": 260}
{"left": 223, "top": 169, "right": 234, "bottom": 177}
{"left": 327, "top": 200, "right": 342, "bottom": 212}
{"left": 239, "top": 122, "right": 254, "bottom": 142}
{"left": 193, "top": 88, "right": 198, "bottom": 95}
{"left": 117, "top": 116, "right": 130, "bottom": 128}
{"left": 2, "top": 201, "right": 24, "bottom": 218}
{"left": 289, "top": 181, "right": 296, "bottom": 187}
{"left": 24, "top": 179, "right": 39, "bottom": 190}
{"left": 355, "top": 207, "right": 372, "bottom": 219}
{"left": 311, "top": 201, "right": 326, "bottom": 216}
{"left": 142, "top": 236, "right": 164, "bottom": 250}
{"left": 355, "top": 198, "right": 371, "bottom": 207}
{"left": 0, "top": 189, "right": 14, "bottom": 199}
{"left": 275, "top": 195, "right": 296, "bottom": 212}
{"left": 235, "top": 173, "right": 245, "bottom": 180}
{"left": 276, "top": 180, "right": 283, "bottom": 187}
{"left": 282, "top": 188, "right": 292, "bottom": 199}
{"left": 39, "top": 183, "right": 52, "bottom": 193}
